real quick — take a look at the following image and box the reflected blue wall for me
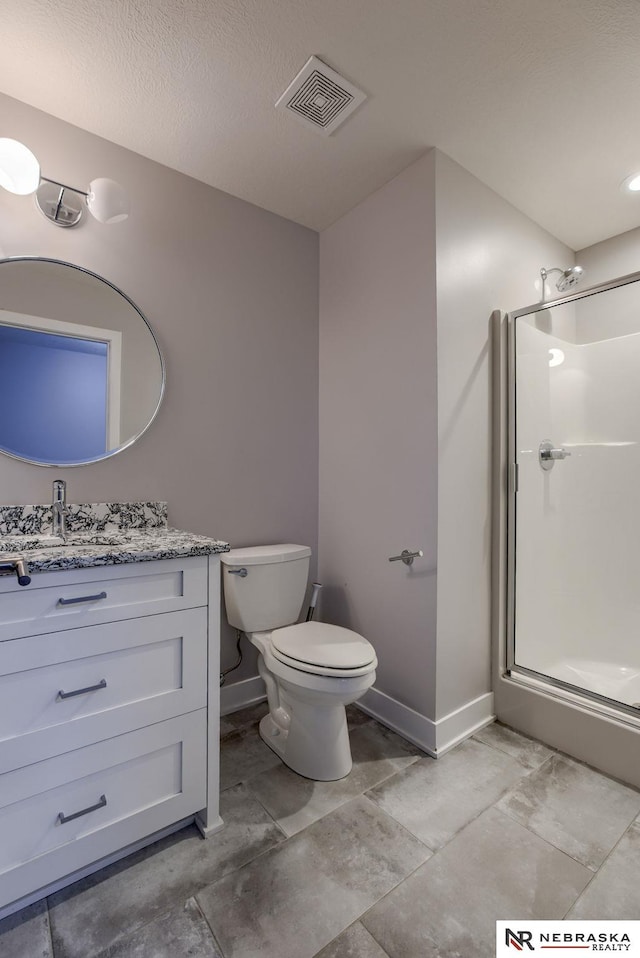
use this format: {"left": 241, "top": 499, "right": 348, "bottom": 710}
{"left": 0, "top": 327, "right": 108, "bottom": 463}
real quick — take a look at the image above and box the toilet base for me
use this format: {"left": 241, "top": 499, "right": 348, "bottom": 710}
{"left": 259, "top": 701, "right": 353, "bottom": 781}
{"left": 249, "top": 635, "right": 376, "bottom": 782}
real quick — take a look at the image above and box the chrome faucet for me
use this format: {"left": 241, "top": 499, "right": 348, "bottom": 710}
{"left": 52, "top": 479, "right": 67, "bottom": 540}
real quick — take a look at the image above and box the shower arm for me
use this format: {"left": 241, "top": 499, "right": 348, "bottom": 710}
{"left": 540, "top": 266, "right": 569, "bottom": 291}
{"left": 540, "top": 267, "right": 560, "bottom": 302}
{"left": 540, "top": 267, "right": 561, "bottom": 282}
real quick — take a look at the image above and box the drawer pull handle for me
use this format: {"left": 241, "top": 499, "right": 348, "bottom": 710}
{"left": 58, "top": 794, "right": 107, "bottom": 825}
{"left": 57, "top": 591, "right": 108, "bottom": 606}
{"left": 57, "top": 678, "right": 107, "bottom": 700}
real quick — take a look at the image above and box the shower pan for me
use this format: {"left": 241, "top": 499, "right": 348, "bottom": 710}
{"left": 494, "top": 268, "right": 640, "bottom": 787}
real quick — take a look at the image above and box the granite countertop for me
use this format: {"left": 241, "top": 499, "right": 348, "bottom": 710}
{"left": 0, "top": 501, "right": 229, "bottom": 575}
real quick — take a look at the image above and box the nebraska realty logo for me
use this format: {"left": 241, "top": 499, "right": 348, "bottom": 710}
{"left": 496, "top": 922, "right": 640, "bottom": 955}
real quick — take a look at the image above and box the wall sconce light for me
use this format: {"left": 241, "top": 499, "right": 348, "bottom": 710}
{"left": 0, "top": 138, "right": 129, "bottom": 228}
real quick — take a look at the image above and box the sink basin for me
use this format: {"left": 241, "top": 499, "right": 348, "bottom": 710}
{"left": 0, "top": 530, "right": 152, "bottom": 552}
{"left": 0, "top": 535, "right": 65, "bottom": 552}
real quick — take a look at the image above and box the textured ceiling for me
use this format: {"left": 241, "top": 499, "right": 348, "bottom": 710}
{"left": 1, "top": 0, "right": 639, "bottom": 249}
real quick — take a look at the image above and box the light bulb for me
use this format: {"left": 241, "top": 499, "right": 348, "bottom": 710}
{"left": 87, "top": 177, "right": 129, "bottom": 223}
{"left": 0, "top": 139, "right": 40, "bottom": 195}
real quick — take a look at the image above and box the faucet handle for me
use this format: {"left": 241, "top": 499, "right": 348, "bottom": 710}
{"left": 0, "top": 558, "right": 31, "bottom": 586}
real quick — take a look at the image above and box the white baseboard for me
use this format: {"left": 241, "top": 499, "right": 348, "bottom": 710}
{"left": 220, "top": 675, "right": 266, "bottom": 716}
{"left": 359, "top": 687, "right": 495, "bottom": 757}
{"left": 220, "top": 676, "right": 494, "bottom": 756}
{"left": 358, "top": 687, "right": 438, "bottom": 755}
{"left": 434, "top": 691, "right": 496, "bottom": 756}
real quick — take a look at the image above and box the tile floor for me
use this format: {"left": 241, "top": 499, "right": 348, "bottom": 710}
{"left": 2, "top": 705, "right": 640, "bottom": 958}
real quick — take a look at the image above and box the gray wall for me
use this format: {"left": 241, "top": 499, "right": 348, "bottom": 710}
{"left": 0, "top": 92, "right": 319, "bottom": 681}
{"left": 577, "top": 225, "right": 640, "bottom": 287}
{"left": 318, "top": 148, "right": 573, "bottom": 731}
{"left": 318, "top": 151, "right": 439, "bottom": 717}
{"left": 434, "top": 151, "right": 573, "bottom": 720}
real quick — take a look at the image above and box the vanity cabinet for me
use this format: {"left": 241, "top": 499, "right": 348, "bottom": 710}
{"left": 0, "top": 554, "right": 222, "bottom": 917}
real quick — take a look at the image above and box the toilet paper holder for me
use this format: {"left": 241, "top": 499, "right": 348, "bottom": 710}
{"left": 388, "top": 549, "right": 423, "bottom": 567}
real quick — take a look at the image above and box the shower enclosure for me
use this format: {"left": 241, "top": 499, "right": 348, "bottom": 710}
{"left": 496, "top": 269, "right": 640, "bottom": 785}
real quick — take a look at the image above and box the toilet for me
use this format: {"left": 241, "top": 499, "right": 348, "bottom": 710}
{"left": 221, "top": 544, "right": 377, "bottom": 781}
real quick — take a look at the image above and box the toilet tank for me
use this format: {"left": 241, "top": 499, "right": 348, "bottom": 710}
{"left": 221, "top": 544, "right": 311, "bottom": 633}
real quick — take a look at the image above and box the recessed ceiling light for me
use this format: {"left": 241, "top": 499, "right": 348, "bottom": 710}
{"left": 622, "top": 173, "right": 640, "bottom": 193}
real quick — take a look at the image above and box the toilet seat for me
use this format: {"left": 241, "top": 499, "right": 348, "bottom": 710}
{"left": 270, "top": 621, "right": 377, "bottom": 678}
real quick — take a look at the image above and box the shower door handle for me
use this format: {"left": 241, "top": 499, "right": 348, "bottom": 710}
{"left": 539, "top": 441, "right": 571, "bottom": 471}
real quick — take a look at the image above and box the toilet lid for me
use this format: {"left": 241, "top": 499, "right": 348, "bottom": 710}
{"left": 271, "top": 621, "right": 376, "bottom": 671}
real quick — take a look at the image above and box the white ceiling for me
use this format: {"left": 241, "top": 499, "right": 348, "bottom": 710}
{"left": 1, "top": 0, "right": 639, "bottom": 250}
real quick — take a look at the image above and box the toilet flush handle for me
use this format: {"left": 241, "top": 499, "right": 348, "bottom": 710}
{"left": 227, "top": 567, "right": 248, "bottom": 578}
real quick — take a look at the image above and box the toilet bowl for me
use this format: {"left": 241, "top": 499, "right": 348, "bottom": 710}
{"left": 221, "top": 545, "right": 377, "bottom": 781}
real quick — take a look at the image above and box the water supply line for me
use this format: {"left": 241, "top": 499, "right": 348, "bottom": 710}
{"left": 306, "top": 582, "right": 323, "bottom": 621}
{"left": 220, "top": 581, "right": 323, "bottom": 685}
{"left": 220, "top": 629, "right": 243, "bottom": 686}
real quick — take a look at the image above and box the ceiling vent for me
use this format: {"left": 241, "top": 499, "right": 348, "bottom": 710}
{"left": 275, "top": 56, "right": 366, "bottom": 136}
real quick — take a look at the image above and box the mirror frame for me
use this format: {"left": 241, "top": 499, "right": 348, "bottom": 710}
{"left": 0, "top": 256, "right": 166, "bottom": 468}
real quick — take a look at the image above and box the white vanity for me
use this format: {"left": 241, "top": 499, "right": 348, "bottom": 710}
{"left": 0, "top": 503, "right": 228, "bottom": 919}
{"left": 0, "top": 261, "right": 228, "bottom": 918}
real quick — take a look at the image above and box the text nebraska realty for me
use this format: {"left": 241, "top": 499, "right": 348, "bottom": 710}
{"left": 508, "top": 929, "right": 633, "bottom": 951}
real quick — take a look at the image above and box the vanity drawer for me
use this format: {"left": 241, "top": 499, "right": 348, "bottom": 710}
{"left": 0, "top": 710, "right": 206, "bottom": 911}
{"left": 0, "top": 556, "right": 208, "bottom": 641}
{"left": 0, "top": 608, "right": 208, "bottom": 772}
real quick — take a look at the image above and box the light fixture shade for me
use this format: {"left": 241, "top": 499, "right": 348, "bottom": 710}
{"left": 87, "top": 177, "right": 129, "bottom": 223}
{"left": 0, "top": 138, "right": 40, "bottom": 195}
{"left": 622, "top": 173, "right": 640, "bottom": 193}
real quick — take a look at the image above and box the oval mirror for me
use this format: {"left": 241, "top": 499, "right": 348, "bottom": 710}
{"left": 0, "top": 257, "right": 164, "bottom": 467}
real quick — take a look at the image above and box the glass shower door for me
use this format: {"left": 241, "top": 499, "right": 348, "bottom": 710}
{"left": 511, "top": 278, "right": 640, "bottom": 710}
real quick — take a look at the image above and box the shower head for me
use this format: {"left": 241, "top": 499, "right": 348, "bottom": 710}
{"left": 540, "top": 265, "right": 585, "bottom": 296}
{"left": 556, "top": 266, "right": 584, "bottom": 292}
